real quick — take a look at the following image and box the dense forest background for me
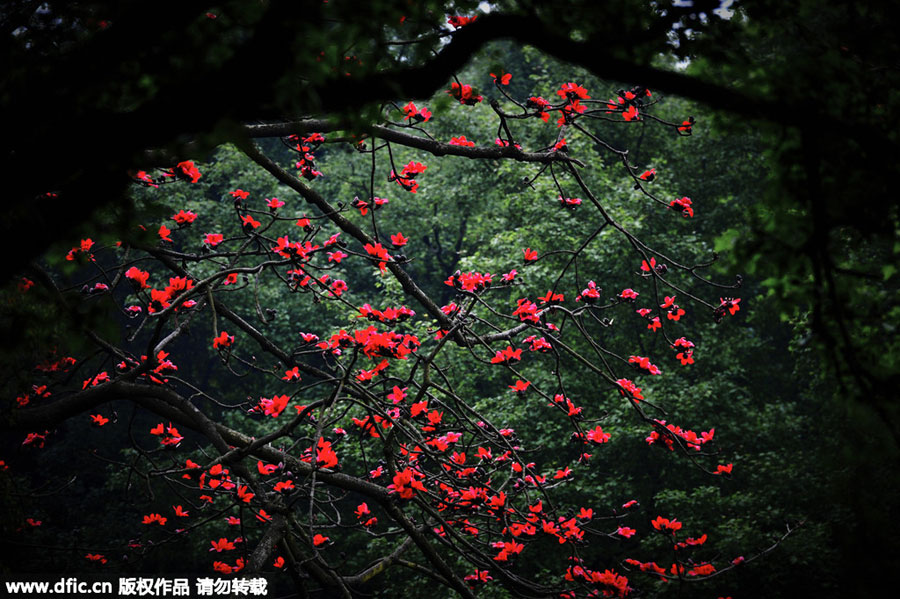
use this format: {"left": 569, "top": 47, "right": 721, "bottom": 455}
{"left": 1, "top": 1, "right": 899, "bottom": 597}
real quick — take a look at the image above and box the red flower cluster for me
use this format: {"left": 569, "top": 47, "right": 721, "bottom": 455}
{"left": 364, "top": 242, "right": 391, "bottom": 273}
{"left": 316, "top": 326, "right": 420, "bottom": 361}
{"left": 212, "top": 558, "right": 244, "bottom": 574}
{"left": 606, "top": 86, "right": 651, "bottom": 122}
{"left": 555, "top": 82, "right": 590, "bottom": 126}
{"left": 646, "top": 420, "right": 715, "bottom": 451}
{"left": 509, "top": 380, "right": 530, "bottom": 394}
{"left": 715, "top": 297, "right": 742, "bottom": 322}
{"left": 491, "top": 345, "right": 522, "bottom": 364}
{"left": 586, "top": 425, "right": 611, "bottom": 444}
{"left": 81, "top": 372, "right": 109, "bottom": 389}
{"left": 357, "top": 304, "right": 415, "bottom": 324}
{"left": 259, "top": 394, "right": 290, "bottom": 418}
{"left": 559, "top": 196, "right": 582, "bottom": 209}
{"left": 150, "top": 422, "right": 183, "bottom": 447}
{"left": 464, "top": 569, "right": 493, "bottom": 587}
{"left": 352, "top": 413, "right": 393, "bottom": 438}
{"left": 490, "top": 72, "right": 512, "bottom": 85}
{"left": 402, "top": 101, "right": 432, "bottom": 123}
{"left": 66, "top": 238, "right": 95, "bottom": 261}
{"left": 171, "top": 209, "right": 197, "bottom": 225}
{"left": 448, "top": 82, "right": 482, "bottom": 105}
{"left": 240, "top": 214, "right": 261, "bottom": 230}
{"left": 389, "top": 161, "right": 426, "bottom": 193}
{"left": 495, "top": 138, "right": 521, "bottom": 149}
{"left": 288, "top": 132, "right": 325, "bottom": 180}
{"left": 449, "top": 135, "right": 475, "bottom": 146}
{"left": 356, "top": 359, "right": 390, "bottom": 382}
{"left": 125, "top": 266, "right": 150, "bottom": 289}
{"left": 388, "top": 467, "right": 426, "bottom": 499}
{"left": 213, "top": 330, "right": 234, "bottom": 349}
{"left": 651, "top": 516, "right": 682, "bottom": 533}
{"left": 445, "top": 271, "right": 493, "bottom": 293}
{"left": 176, "top": 160, "right": 202, "bottom": 183}
{"left": 85, "top": 553, "right": 107, "bottom": 564}
{"left": 447, "top": 15, "right": 477, "bottom": 29}
{"left": 523, "top": 334, "right": 552, "bottom": 352}
{"left": 142, "top": 513, "right": 167, "bottom": 526}
{"left": 629, "top": 355, "right": 661, "bottom": 375}
{"left": 512, "top": 298, "right": 541, "bottom": 323}
{"left": 670, "top": 196, "right": 694, "bottom": 217}
{"left": 316, "top": 437, "right": 338, "bottom": 468}
{"left": 557, "top": 82, "right": 590, "bottom": 101}
{"left": 673, "top": 337, "right": 695, "bottom": 365}
{"left": 352, "top": 196, "right": 389, "bottom": 216}
{"left": 564, "top": 559, "right": 631, "bottom": 598}
{"left": 526, "top": 96, "right": 552, "bottom": 122}
{"left": 271, "top": 235, "right": 319, "bottom": 260}
{"left": 209, "top": 538, "right": 236, "bottom": 552}
{"left": 576, "top": 280, "right": 601, "bottom": 303}
{"left": 624, "top": 558, "right": 666, "bottom": 578}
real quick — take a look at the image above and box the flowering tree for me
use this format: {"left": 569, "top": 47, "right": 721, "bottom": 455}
{"left": 0, "top": 4, "right": 834, "bottom": 598}
{"left": 3, "top": 63, "right": 784, "bottom": 597}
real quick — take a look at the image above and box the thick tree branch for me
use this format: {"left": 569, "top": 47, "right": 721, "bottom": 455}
{"left": 245, "top": 121, "right": 585, "bottom": 166}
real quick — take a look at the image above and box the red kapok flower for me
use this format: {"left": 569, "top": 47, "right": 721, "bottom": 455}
{"left": 213, "top": 331, "right": 234, "bottom": 349}
{"left": 449, "top": 135, "right": 475, "bottom": 146}
{"left": 670, "top": 196, "right": 694, "bottom": 217}
{"left": 448, "top": 82, "right": 482, "bottom": 105}
{"left": 402, "top": 102, "right": 432, "bottom": 123}
{"left": 491, "top": 72, "right": 512, "bottom": 85}
{"left": 260, "top": 394, "right": 290, "bottom": 418}
{"left": 557, "top": 82, "right": 590, "bottom": 100}
{"left": 509, "top": 380, "right": 530, "bottom": 394}
{"left": 209, "top": 538, "right": 235, "bottom": 552}
{"left": 176, "top": 161, "right": 202, "bottom": 183}
{"left": 240, "top": 214, "right": 262, "bottom": 230}
{"left": 125, "top": 267, "right": 150, "bottom": 289}
{"left": 172, "top": 210, "right": 197, "bottom": 226}
{"left": 678, "top": 116, "right": 695, "bottom": 134}
{"left": 448, "top": 15, "right": 477, "bottom": 29}
{"left": 651, "top": 516, "right": 682, "bottom": 533}
{"left": 390, "top": 232, "right": 408, "bottom": 247}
